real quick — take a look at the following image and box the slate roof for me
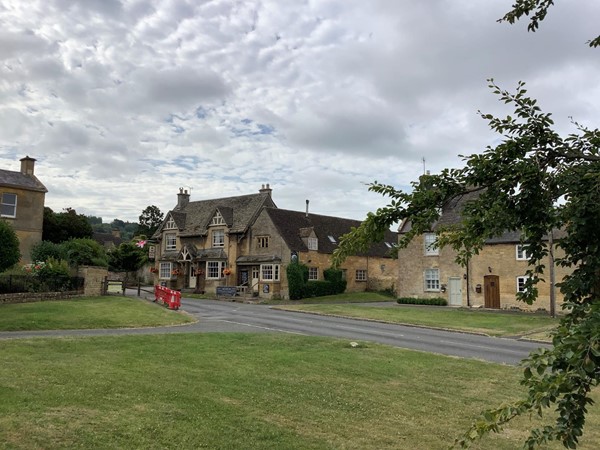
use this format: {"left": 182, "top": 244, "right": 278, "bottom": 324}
{"left": 93, "top": 232, "right": 123, "bottom": 247}
{"left": 264, "top": 207, "right": 397, "bottom": 258}
{"left": 154, "top": 192, "right": 275, "bottom": 239}
{"left": 0, "top": 168, "right": 47, "bottom": 192}
{"left": 399, "top": 190, "right": 564, "bottom": 243}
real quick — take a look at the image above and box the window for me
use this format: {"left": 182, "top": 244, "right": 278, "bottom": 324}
{"left": 516, "top": 245, "right": 529, "bottom": 260}
{"left": 1, "top": 193, "right": 17, "bottom": 218}
{"left": 308, "top": 267, "right": 318, "bottom": 280}
{"left": 516, "top": 276, "right": 529, "bottom": 293}
{"left": 308, "top": 237, "right": 318, "bottom": 250}
{"left": 211, "top": 211, "right": 225, "bottom": 225}
{"left": 356, "top": 269, "right": 367, "bottom": 282}
{"left": 207, "top": 261, "right": 226, "bottom": 279}
{"left": 165, "top": 216, "right": 176, "bottom": 229}
{"left": 424, "top": 268, "right": 440, "bottom": 291}
{"left": 260, "top": 264, "right": 280, "bottom": 281}
{"left": 212, "top": 229, "right": 225, "bottom": 247}
{"left": 159, "top": 262, "right": 172, "bottom": 279}
{"left": 328, "top": 235, "right": 337, "bottom": 244}
{"left": 165, "top": 233, "right": 177, "bottom": 251}
{"left": 257, "top": 236, "right": 269, "bottom": 248}
{"left": 424, "top": 233, "right": 439, "bottom": 256}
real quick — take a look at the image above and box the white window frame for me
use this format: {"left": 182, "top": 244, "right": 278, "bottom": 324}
{"left": 307, "top": 237, "right": 318, "bottom": 251}
{"left": 165, "top": 233, "right": 177, "bottom": 251}
{"left": 308, "top": 267, "right": 318, "bottom": 280}
{"left": 212, "top": 229, "right": 225, "bottom": 248}
{"left": 516, "top": 245, "right": 529, "bottom": 260}
{"left": 165, "top": 216, "right": 177, "bottom": 229}
{"left": 206, "top": 261, "right": 226, "bottom": 279}
{"left": 159, "top": 262, "right": 173, "bottom": 279}
{"left": 356, "top": 269, "right": 367, "bottom": 282}
{"left": 211, "top": 211, "right": 225, "bottom": 225}
{"left": 424, "top": 233, "right": 439, "bottom": 256}
{"left": 0, "top": 193, "right": 17, "bottom": 218}
{"left": 260, "top": 264, "right": 280, "bottom": 281}
{"left": 424, "top": 268, "right": 440, "bottom": 291}
{"left": 516, "top": 276, "right": 529, "bottom": 293}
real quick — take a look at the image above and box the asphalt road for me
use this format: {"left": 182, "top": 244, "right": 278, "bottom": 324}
{"left": 0, "top": 293, "right": 550, "bottom": 366}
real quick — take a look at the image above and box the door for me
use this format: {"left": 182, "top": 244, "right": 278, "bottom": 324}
{"left": 448, "top": 277, "right": 462, "bottom": 306}
{"left": 484, "top": 275, "right": 500, "bottom": 309}
{"left": 251, "top": 266, "right": 260, "bottom": 293}
{"left": 188, "top": 264, "right": 196, "bottom": 289}
{"left": 239, "top": 269, "right": 249, "bottom": 287}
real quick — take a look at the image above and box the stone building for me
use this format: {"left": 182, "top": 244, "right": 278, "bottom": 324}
{"left": 0, "top": 156, "right": 47, "bottom": 264}
{"left": 151, "top": 186, "right": 397, "bottom": 299}
{"left": 397, "top": 191, "right": 570, "bottom": 311}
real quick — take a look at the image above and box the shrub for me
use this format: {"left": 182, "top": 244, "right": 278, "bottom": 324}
{"left": 396, "top": 297, "right": 448, "bottom": 306}
{"left": 36, "top": 258, "right": 73, "bottom": 291}
{"left": 62, "top": 238, "right": 108, "bottom": 268}
{"left": 287, "top": 262, "right": 308, "bottom": 300}
{"left": 323, "top": 268, "right": 347, "bottom": 294}
{"left": 0, "top": 220, "right": 20, "bottom": 272}
{"left": 30, "top": 241, "right": 65, "bottom": 263}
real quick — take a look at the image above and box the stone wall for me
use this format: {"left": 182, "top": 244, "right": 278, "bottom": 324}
{"left": 0, "top": 291, "right": 82, "bottom": 305}
{"left": 78, "top": 266, "right": 109, "bottom": 296}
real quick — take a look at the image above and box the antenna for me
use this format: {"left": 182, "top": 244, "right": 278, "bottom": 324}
{"left": 422, "top": 157, "right": 426, "bottom": 175}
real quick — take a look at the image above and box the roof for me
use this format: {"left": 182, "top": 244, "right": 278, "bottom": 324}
{"left": 264, "top": 207, "right": 397, "bottom": 257}
{"left": 0, "top": 168, "right": 47, "bottom": 193}
{"left": 93, "top": 232, "right": 123, "bottom": 247}
{"left": 153, "top": 192, "right": 275, "bottom": 239}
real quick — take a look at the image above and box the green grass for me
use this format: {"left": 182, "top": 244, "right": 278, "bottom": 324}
{"left": 0, "top": 333, "right": 598, "bottom": 449}
{"left": 0, "top": 296, "right": 194, "bottom": 331}
{"left": 275, "top": 304, "right": 558, "bottom": 337}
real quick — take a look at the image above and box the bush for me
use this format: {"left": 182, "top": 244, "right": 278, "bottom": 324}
{"left": 397, "top": 297, "right": 448, "bottom": 306}
{"left": 62, "top": 238, "right": 108, "bottom": 268}
{"left": 287, "top": 262, "right": 308, "bottom": 300}
{"left": 323, "top": 268, "right": 347, "bottom": 294}
{"left": 30, "top": 241, "right": 65, "bottom": 263}
{"left": 0, "top": 220, "right": 20, "bottom": 272}
{"left": 36, "top": 258, "right": 73, "bottom": 291}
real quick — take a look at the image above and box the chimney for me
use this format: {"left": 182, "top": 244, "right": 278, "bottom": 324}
{"left": 111, "top": 228, "right": 121, "bottom": 239}
{"left": 305, "top": 199, "right": 309, "bottom": 218}
{"left": 259, "top": 183, "right": 272, "bottom": 196}
{"left": 176, "top": 187, "right": 190, "bottom": 210}
{"left": 20, "top": 156, "right": 36, "bottom": 175}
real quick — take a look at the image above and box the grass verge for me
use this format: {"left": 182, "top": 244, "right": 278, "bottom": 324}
{"left": 0, "top": 333, "right": 597, "bottom": 449}
{"left": 0, "top": 296, "right": 194, "bottom": 331}
{"left": 274, "top": 304, "right": 558, "bottom": 337}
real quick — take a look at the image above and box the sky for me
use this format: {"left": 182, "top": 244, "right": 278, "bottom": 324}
{"left": 1, "top": 0, "right": 599, "bottom": 224}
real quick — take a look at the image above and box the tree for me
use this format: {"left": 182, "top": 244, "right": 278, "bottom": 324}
{"left": 499, "top": 0, "right": 600, "bottom": 47}
{"left": 108, "top": 242, "right": 147, "bottom": 273}
{"left": 137, "top": 205, "right": 164, "bottom": 237}
{"left": 61, "top": 238, "right": 108, "bottom": 268}
{"left": 333, "top": 81, "right": 600, "bottom": 448}
{"left": 0, "top": 220, "right": 20, "bottom": 272}
{"left": 43, "top": 207, "right": 93, "bottom": 243}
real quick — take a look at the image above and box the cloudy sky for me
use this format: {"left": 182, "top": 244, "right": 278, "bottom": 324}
{"left": 1, "top": 1, "right": 599, "bottom": 224}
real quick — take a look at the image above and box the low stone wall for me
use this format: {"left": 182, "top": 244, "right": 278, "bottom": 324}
{"left": 0, "top": 291, "right": 83, "bottom": 305}
{"left": 78, "top": 266, "right": 109, "bottom": 296}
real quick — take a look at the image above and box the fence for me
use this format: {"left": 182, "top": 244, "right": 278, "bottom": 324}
{"left": 0, "top": 274, "right": 85, "bottom": 295}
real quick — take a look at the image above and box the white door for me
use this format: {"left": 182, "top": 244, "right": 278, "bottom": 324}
{"left": 252, "top": 266, "right": 260, "bottom": 293}
{"left": 448, "top": 277, "right": 462, "bottom": 306}
{"left": 189, "top": 264, "right": 196, "bottom": 289}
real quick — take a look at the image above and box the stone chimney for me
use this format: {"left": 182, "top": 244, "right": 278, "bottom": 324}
{"left": 111, "top": 228, "right": 121, "bottom": 239}
{"left": 259, "top": 183, "right": 272, "bottom": 196}
{"left": 176, "top": 187, "right": 190, "bottom": 210}
{"left": 20, "top": 156, "right": 36, "bottom": 175}
{"left": 305, "top": 199, "right": 309, "bottom": 218}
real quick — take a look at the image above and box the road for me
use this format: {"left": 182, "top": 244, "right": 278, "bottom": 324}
{"left": 0, "top": 294, "right": 549, "bottom": 366}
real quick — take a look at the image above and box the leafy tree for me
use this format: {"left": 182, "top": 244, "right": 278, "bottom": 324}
{"left": 86, "top": 215, "right": 103, "bottom": 225}
{"left": 42, "top": 207, "right": 93, "bottom": 243}
{"left": 0, "top": 220, "right": 20, "bottom": 272}
{"left": 108, "top": 242, "right": 147, "bottom": 273}
{"left": 137, "top": 205, "right": 164, "bottom": 237}
{"left": 499, "top": 0, "right": 600, "bottom": 47}
{"left": 61, "top": 238, "right": 108, "bottom": 268}
{"left": 333, "top": 81, "right": 600, "bottom": 448}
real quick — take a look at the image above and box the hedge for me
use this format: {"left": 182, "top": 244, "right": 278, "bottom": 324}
{"left": 396, "top": 297, "right": 447, "bottom": 306}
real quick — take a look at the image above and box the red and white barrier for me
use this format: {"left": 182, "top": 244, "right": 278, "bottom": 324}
{"left": 154, "top": 285, "right": 181, "bottom": 310}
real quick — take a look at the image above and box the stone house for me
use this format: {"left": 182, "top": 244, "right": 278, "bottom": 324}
{"left": 397, "top": 191, "right": 570, "bottom": 311}
{"left": 0, "top": 156, "right": 47, "bottom": 264}
{"left": 151, "top": 186, "right": 397, "bottom": 300}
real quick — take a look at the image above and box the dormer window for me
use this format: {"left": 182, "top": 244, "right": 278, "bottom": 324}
{"left": 211, "top": 211, "right": 225, "bottom": 226}
{"left": 212, "top": 229, "right": 225, "bottom": 247}
{"left": 165, "top": 216, "right": 176, "bottom": 230}
{"left": 308, "top": 237, "right": 318, "bottom": 251}
{"left": 424, "top": 233, "right": 439, "bottom": 256}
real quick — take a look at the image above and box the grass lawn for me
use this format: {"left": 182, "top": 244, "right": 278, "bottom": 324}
{"left": 0, "top": 333, "right": 598, "bottom": 449}
{"left": 0, "top": 296, "right": 194, "bottom": 331}
{"left": 275, "top": 303, "right": 558, "bottom": 337}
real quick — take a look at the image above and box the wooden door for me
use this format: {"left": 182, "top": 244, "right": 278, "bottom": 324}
{"left": 484, "top": 275, "right": 500, "bottom": 309}
{"left": 188, "top": 264, "right": 196, "bottom": 289}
